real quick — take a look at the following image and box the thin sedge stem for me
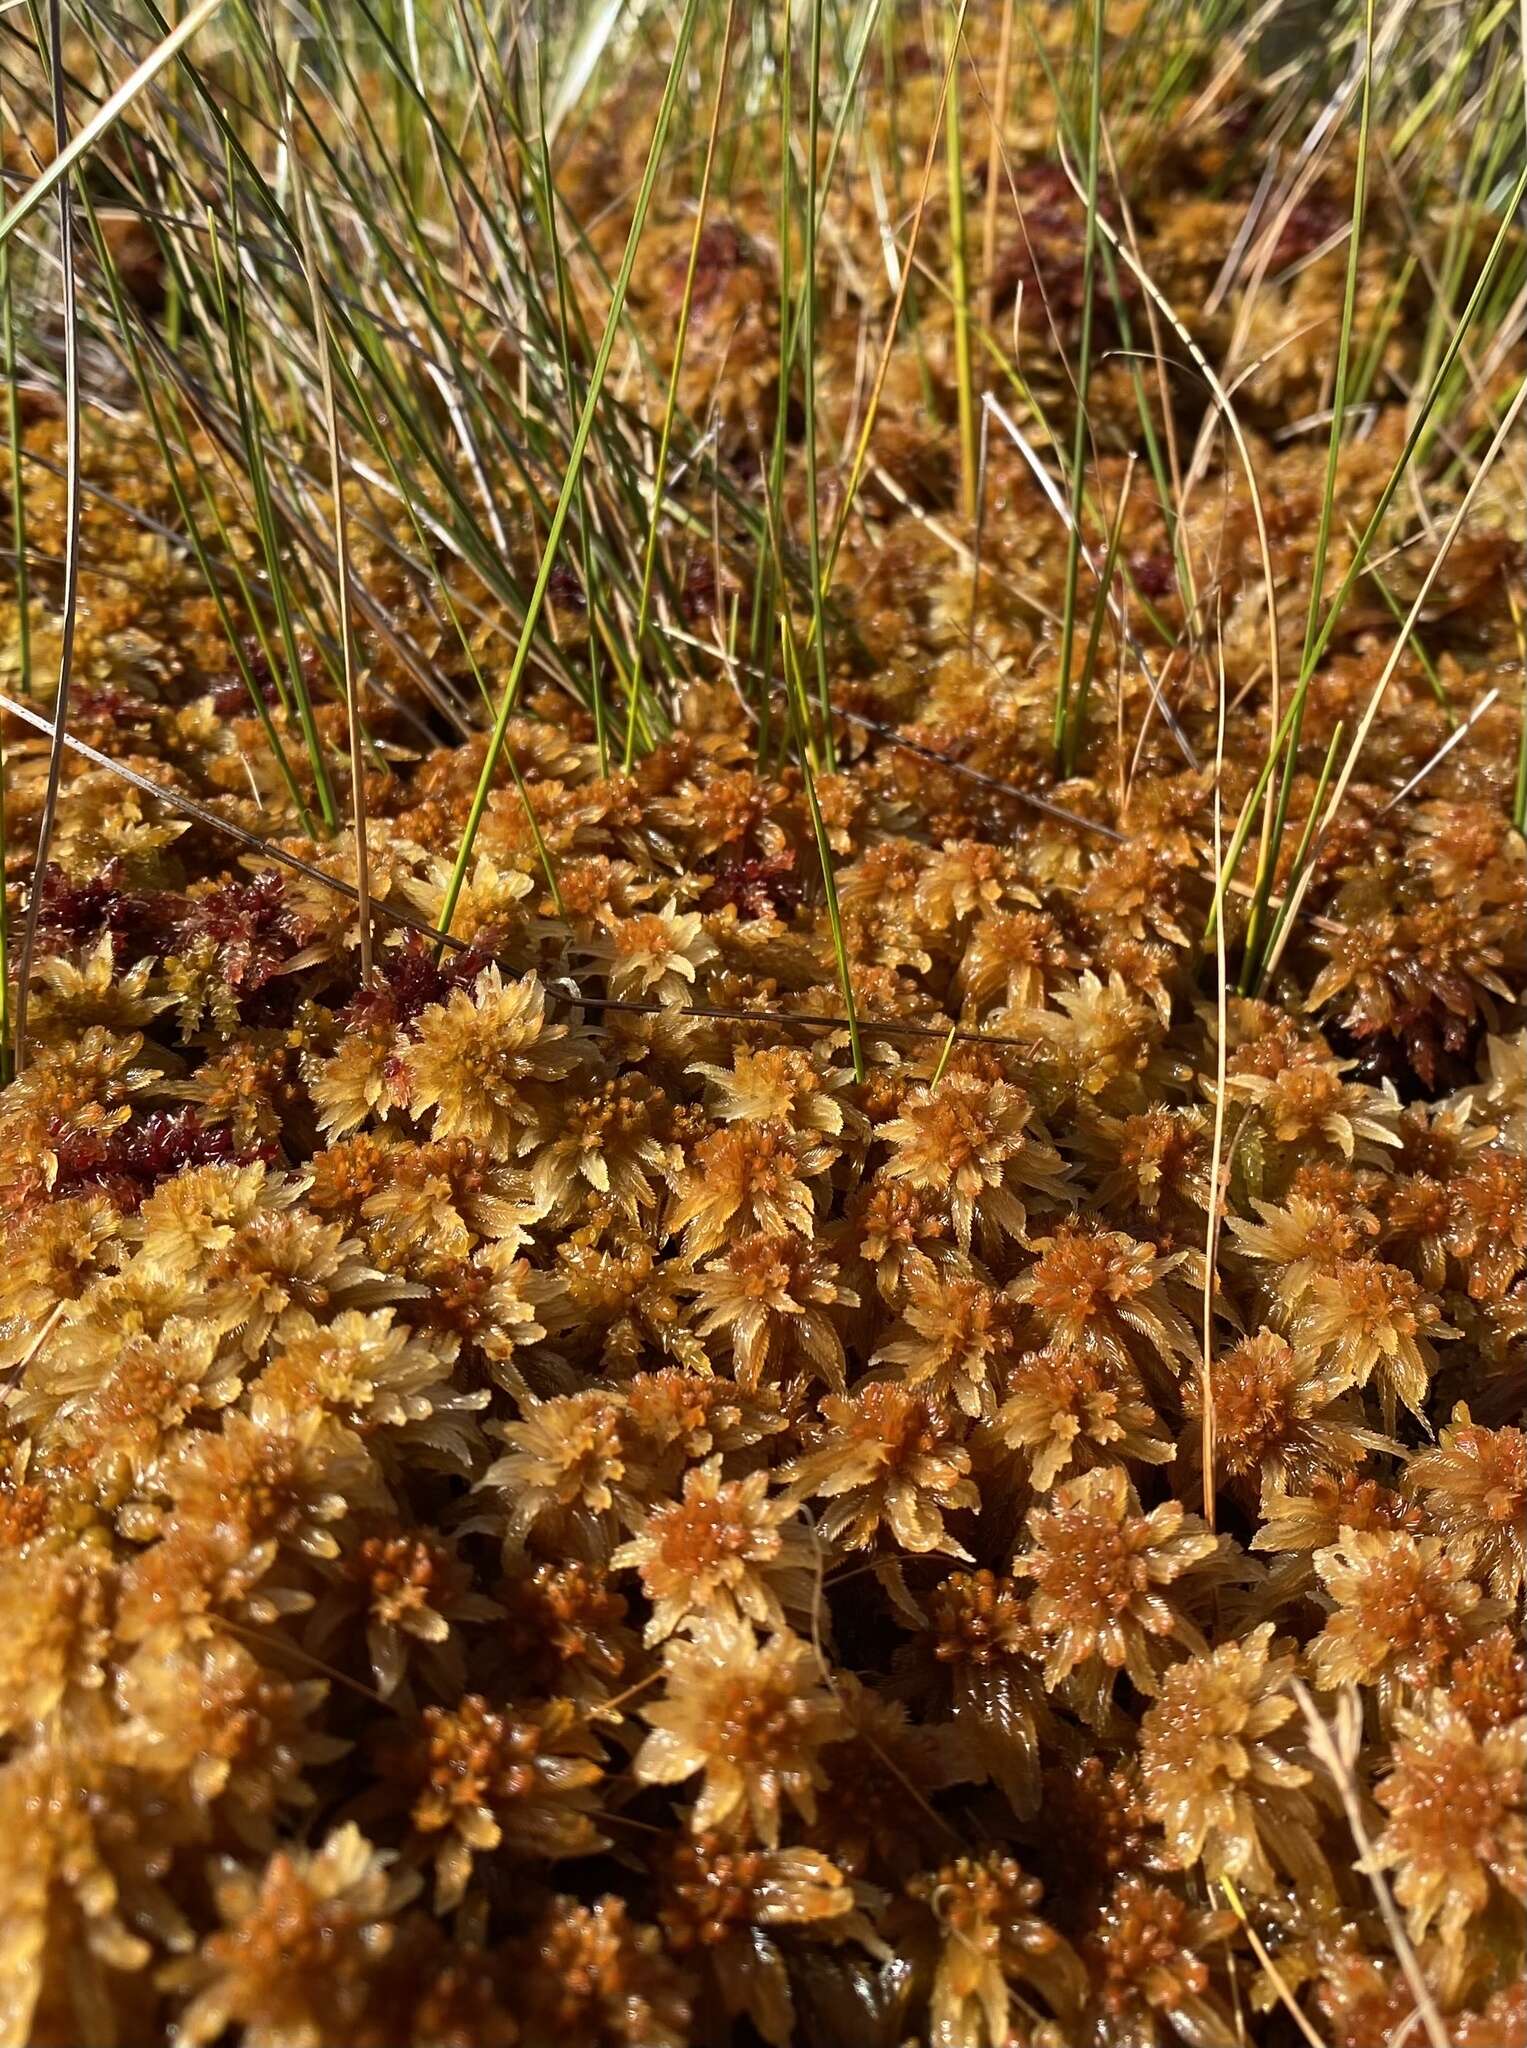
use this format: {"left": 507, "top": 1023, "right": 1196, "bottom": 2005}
{"left": 0, "top": 240, "right": 15, "bottom": 1084}
{"left": 626, "top": 0, "right": 736, "bottom": 771}
{"left": 318, "top": 307, "right": 565, "bottom": 916}
{"left": 0, "top": 0, "right": 226, "bottom": 247}
{"left": 1200, "top": 621, "right": 1229, "bottom": 1528}
{"left": 1051, "top": 0, "right": 1104, "bottom": 764}
{"left": 1063, "top": 449, "right": 1135, "bottom": 775}
{"left": 73, "top": 183, "right": 320, "bottom": 829}
{"left": 1365, "top": 551, "right": 1452, "bottom": 724}
{"left": 780, "top": 613, "right": 864, "bottom": 1083}
{"left": 13, "top": 0, "right": 80, "bottom": 1076}
{"left": 1240, "top": 0, "right": 1376, "bottom": 992}
{"left": 757, "top": 438, "right": 862, "bottom": 1082}
{"left": 1293, "top": 1684, "right": 1451, "bottom": 2048}
{"left": 293, "top": 179, "right": 374, "bottom": 979}
{"left": 819, "top": 0, "right": 967, "bottom": 602}
{"left": 944, "top": 7, "right": 975, "bottom": 526}
{"left": 750, "top": 0, "right": 795, "bottom": 716}
{"left": 928, "top": 1019, "right": 959, "bottom": 1088}
{"left": 434, "top": 0, "right": 703, "bottom": 948}
{"left": 1254, "top": 717, "right": 1344, "bottom": 988}
{"left": 214, "top": 185, "right": 340, "bottom": 827}
{"left": 800, "top": 0, "right": 835, "bottom": 767}
{"left": 1377, "top": 690, "right": 1497, "bottom": 817}
{"left": 1221, "top": 1881, "right": 1328, "bottom": 2048}
{"left": 0, "top": 242, "right": 27, "bottom": 700}
{"left": 976, "top": 0, "right": 1017, "bottom": 376}
{"left": 983, "top": 391, "right": 1194, "bottom": 769}
{"left": 532, "top": 61, "right": 615, "bottom": 778}
{"left": 1259, "top": 369, "right": 1527, "bottom": 989}
{"left": 1206, "top": 149, "right": 1527, "bottom": 947}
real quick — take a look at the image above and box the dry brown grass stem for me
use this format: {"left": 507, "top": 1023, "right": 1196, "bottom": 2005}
{"left": 976, "top": 0, "right": 1017, "bottom": 381}
{"left": 1291, "top": 1681, "right": 1450, "bottom": 2048}
{"left": 1221, "top": 1876, "right": 1329, "bottom": 2048}
{"left": 818, "top": 0, "right": 967, "bottom": 605}
{"left": 1201, "top": 622, "right": 1231, "bottom": 1527}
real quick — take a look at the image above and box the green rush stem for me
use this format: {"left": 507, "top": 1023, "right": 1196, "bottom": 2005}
{"left": 13, "top": 0, "right": 80, "bottom": 1076}
{"left": 750, "top": 0, "right": 881, "bottom": 703}
{"left": 74, "top": 190, "right": 318, "bottom": 834}
{"left": 1, "top": 245, "right": 28, "bottom": 697}
{"left": 748, "top": 0, "right": 882, "bottom": 712}
{"left": 202, "top": 209, "right": 295, "bottom": 727}
{"left": 818, "top": 0, "right": 967, "bottom": 605}
{"left": 1410, "top": 89, "right": 1503, "bottom": 450}
{"left": 1240, "top": 0, "right": 1377, "bottom": 994}
{"left": 945, "top": 6, "right": 975, "bottom": 526}
{"left": 1018, "top": 32, "right": 1192, "bottom": 641}
{"left": 215, "top": 185, "right": 339, "bottom": 830}
{"left": 1063, "top": 451, "right": 1135, "bottom": 776}
{"left": 0, "top": 0, "right": 227, "bottom": 248}
{"left": 880, "top": 1, "right": 935, "bottom": 412}
{"left": 750, "top": 0, "right": 796, "bottom": 723}
{"left": 1260, "top": 372, "right": 1527, "bottom": 996}
{"left": 433, "top": 0, "right": 703, "bottom": 949}
{"left": 757, "top": 441, "right": 861, "bottom": 1082}
{"left": 533, "top": 64, "right": 611, "bottom": 778}
{"left": 1391, "top": 0, "right": 1514, "bottom": 153}
{"left": 289, "top": 157, "right": 373, "bottom": 977}
{"left": 626, "top": 0, "right": 737, "bottom": 772}
{"left": 1205, "top": 149, "right": 1527, "bottom": 949}
{"left": 801, "top": 0, "right": 834, "bottom": 767}
{"left": 780, "top": 613, "right": 864, "bottom": 1083}
{"left": 1348, "top": 250, "right": 1415, "bottom": 411}
{"left": 1052, "top": 0, "right": 1104, "bottom": 765}
{"left": 321, "top": 326, "right": 565, "bottom": 917}
{"left": 977, "top": 0, "right": 1017, "bottom": 375}
{"left": 1257, "top": 717, "right": 1345, "bottom": 984}
{"left": 1367, "top": 553, "right": 1452, "bottom": 724}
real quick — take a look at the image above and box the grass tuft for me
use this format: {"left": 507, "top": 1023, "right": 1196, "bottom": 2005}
{"left": 435, "top": 0, "right": 704, "bottom": 947}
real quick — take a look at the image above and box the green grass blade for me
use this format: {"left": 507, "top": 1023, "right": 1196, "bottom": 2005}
{"left": 625, "top": 0, "right": 736, "bottom": 770}
{"left": 945, "top": 6, "right": 976, "bottom": 526}
{"left": 0, "top": 0, "right": 226, "bottom": 249}
{"left": 1240, "top": 0, "right": 1378, "bottom": 992}
{"left": 0, "top": 244, "right": 28, "bottom": 700}
{"left": 434, "top": 0, "right": 704, "bottom": 946}
{"left": 1205, "top": 147, "right": 1527, "bottom": 948}
{"left": 800, "top": 0, "right": 835, "bottom": 768}
{"left": 1063, "top": 451, "right": 1135, "bottom": 775}
{"left": 288, "top": 145, "right": 374, "bottom": 975}
{"left": 1365, "top": 548, "right": 1453, "bottom": 725}
{"left": 1052, "top": 0, "right": 1104, "bottom": 765}
{"left": 532, "top": 57, "right": 613, "bottom": 777}
{"left": 73, "top": 187, "right": 319, "bottom": 832}
{"left": 780, "top": 613, "right": 864, "bottom": 1084}
{"left": 12, "top": 0, "right": 80, "bottom": 1075}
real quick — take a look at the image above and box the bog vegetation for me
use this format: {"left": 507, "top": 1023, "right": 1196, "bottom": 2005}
{"left": 0, "top": 0, "right": 1523, "bottom": 2043}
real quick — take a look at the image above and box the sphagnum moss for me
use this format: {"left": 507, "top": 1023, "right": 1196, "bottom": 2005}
{"left": 0, "top": 3, "right": 1524, "bottom": 2045}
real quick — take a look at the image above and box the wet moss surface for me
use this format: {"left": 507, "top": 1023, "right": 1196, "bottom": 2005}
{"left": 0, "top": 6, "right": 1524, "bottom": 2044}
